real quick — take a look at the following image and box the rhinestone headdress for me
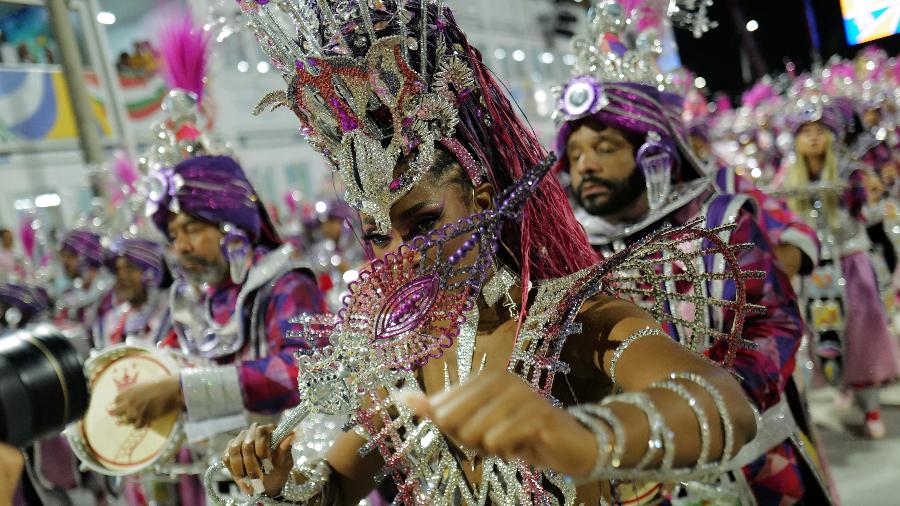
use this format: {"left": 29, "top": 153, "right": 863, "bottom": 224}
{"left": 238, "top": 0, "right": 483, "bottom": 233}
{"left": 564, "top": 0, "right": 714, "bottom": 96}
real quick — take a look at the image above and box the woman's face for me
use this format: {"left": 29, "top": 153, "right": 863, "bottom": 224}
{"left": 795, "top": 122, "right": 830, "bottom": 159}
{"left": 360, "top": 162, "right": 492, "bottom": 267}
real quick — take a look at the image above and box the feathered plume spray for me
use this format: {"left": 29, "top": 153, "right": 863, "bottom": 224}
{"left": 158, "top": 12, "right": 209, "bottom": 102}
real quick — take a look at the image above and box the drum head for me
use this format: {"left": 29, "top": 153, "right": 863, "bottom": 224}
{"left": 80, "top": 347, "right": 179, "bottom": 474}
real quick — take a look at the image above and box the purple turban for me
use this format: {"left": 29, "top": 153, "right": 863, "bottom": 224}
{"left": 554, "top": 80, "right": 702, "bottom": 181}
{"left": 105, "top": 238, "right": 169, "bottom": 287}
{"left": 0, "top": 283, "right": 52, "bottom": 321}
{"left": 61, "top": 230, "right": 105, "bottom": 268}
{"left": 148, "top": 156, "right": 281, "bottom": 248}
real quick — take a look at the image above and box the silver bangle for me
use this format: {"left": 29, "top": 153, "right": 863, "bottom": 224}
{"left": 649, "top": 379, "right": 712, "bottom": 467}
{"left": 567, "top": 406, "right": 612, "bottom": 483}
{"left": 279, "top": 459, "right": 331, "bottom": 502}
{"left": 579, "top": 405, "right": 626, "bottom": 469}
{"left": 602, "top": 392, "right": 675, "bottom": 472}
{"left": 670, "top": 372, "right": 734, "bottom": 464}
{"left": 609, "top": 328, "right": 667, "bottom": 385}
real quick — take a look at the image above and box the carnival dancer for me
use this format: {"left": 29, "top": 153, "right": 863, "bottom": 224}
{"left": 110, "top": 152, "right": 329, "bottom": 425}
{"left": 93, "top": 237, "right": 173, "bottom": 349}
{"left": 102, "top": 15, "right": 329, "bottom": 505}
{"left": 782, "top": 95, "right": 900, "bottom": 440}
{"left": 554, "top": 2, "right": 831, "bottom": 504}
{"left": 212, "top": 1, "right": 767, "bottom": 504}
{"left": 304, "top": 199, "right": 366, "bottom": 310}
{"left": 55, "top": 229, "right": 113, "bottom": 332}
{"left": 688, "top": 84, "right": 821, "bottom": 278}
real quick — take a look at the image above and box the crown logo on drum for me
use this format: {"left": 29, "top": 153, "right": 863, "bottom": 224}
{"left": 113, "top": 365, "right": 139, "bottom": 392}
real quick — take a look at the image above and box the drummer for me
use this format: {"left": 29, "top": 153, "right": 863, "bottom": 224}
{"left": 93, "top": 237, "right": 173, "bottom": 348}
{"left": 110, "top": 155, "right": 329, "bottom": 437}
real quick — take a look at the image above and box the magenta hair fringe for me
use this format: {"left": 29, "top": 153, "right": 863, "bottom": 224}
{"left": 465, "top": 41, "right": 599, "bottom": 329}
{"left": 158, "top": 13, "right": 209, "bottom": 102}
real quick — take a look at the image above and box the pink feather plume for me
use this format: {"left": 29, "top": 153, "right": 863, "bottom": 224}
{"left": 113, "top": 150, "right": 139, "bottom": 190}
{"left": 18, "top": 215, "right": 35, "bottom": 260}
{"left": 284, "top": 191, "right": 300, "bottom": 217}
{"left": 158, "top": 13, "right": 210, "bottom": 102}
{"left": 619, "top": 0, "right": 664, "bottom": 31}
{"left": 715, "top": 94, "right": 732, "bottom": 113}
{"left": 741, "top": 82, "right": 776, "bottom": 108}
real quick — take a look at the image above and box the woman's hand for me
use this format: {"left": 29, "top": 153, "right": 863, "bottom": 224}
{"left": 402, "top": 370, "right": 600, "bottom": 477}
{"left": 224, "top": 423, "right": 295, "bottom": 498}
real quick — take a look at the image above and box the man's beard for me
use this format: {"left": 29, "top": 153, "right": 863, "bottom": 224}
{"left": 573, "top": 168, "right": 647, "bottom": 217}
{"left": 174, "top": 253, "right": 228, "bottom": 286}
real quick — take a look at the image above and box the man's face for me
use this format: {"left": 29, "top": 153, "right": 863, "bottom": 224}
{"left": 566, "top": 124, "right": 646, "bottom": 217}
{"left": 863, "top": 109, "right": 882, "bottom": 129}
{"left": 0, "top": 231, "right": 12, "bottom": 250}
{"left": 60, "top": 249, "right": 80, "bottom": 279}
{"left": 689, "top": 134, "right": 711, "bottom": 161}
{"left": 166, "top": 212, "right": 228, "bottom": 286}
{"left": 113, "top": 256, "right": 147, "bottom": 306}
{"left": 321, "top": 218, "right": 344, "bottom": 242}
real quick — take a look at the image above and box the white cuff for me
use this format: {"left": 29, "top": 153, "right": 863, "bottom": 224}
{"left": 780, "top": 227, "right": 820, "bottom": 267}
{"left": 181, "top": 366, "right": 244, "bottom": 422}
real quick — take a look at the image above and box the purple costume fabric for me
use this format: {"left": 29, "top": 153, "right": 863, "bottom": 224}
{"left": 105, "top": 238, "right": 168, "bottom": 287}
{"left": 681, "top": 198, "right": 810, "bottom": 504}
{"left": 840, "top": 251, "right": 900, "bottom": 387}
{"left": 170, "top": 248, "right": 329, "bottom": 414}
{"left": 0, "top": 283, "right": 51, "bottom": 325}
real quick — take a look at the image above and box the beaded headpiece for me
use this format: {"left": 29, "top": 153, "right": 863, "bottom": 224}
{"left": 240, "top": 0, "right": 484, "bottom": 233}
{"left": 783, "top": 80, "right": 849, "bottom": 138}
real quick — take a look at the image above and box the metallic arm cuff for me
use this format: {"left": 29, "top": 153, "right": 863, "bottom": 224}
{"left": 181, "top": 366, "right": 244, "bottom": 422}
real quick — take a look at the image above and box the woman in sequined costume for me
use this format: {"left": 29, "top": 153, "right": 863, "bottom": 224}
{"left": 213, "top": 2, "right": 765, "bottom": 505}
{"left": 785, "top": 108, "right": 900, "bottom": 440}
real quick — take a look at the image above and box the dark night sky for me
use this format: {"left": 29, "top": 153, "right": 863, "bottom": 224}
{"left": 672, "top": 0, "right": 900, "bottom": 99}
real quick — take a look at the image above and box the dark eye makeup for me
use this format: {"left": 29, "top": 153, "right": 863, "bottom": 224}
{"left": 361, "top": 206, "right": 445, "bottom": 248}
